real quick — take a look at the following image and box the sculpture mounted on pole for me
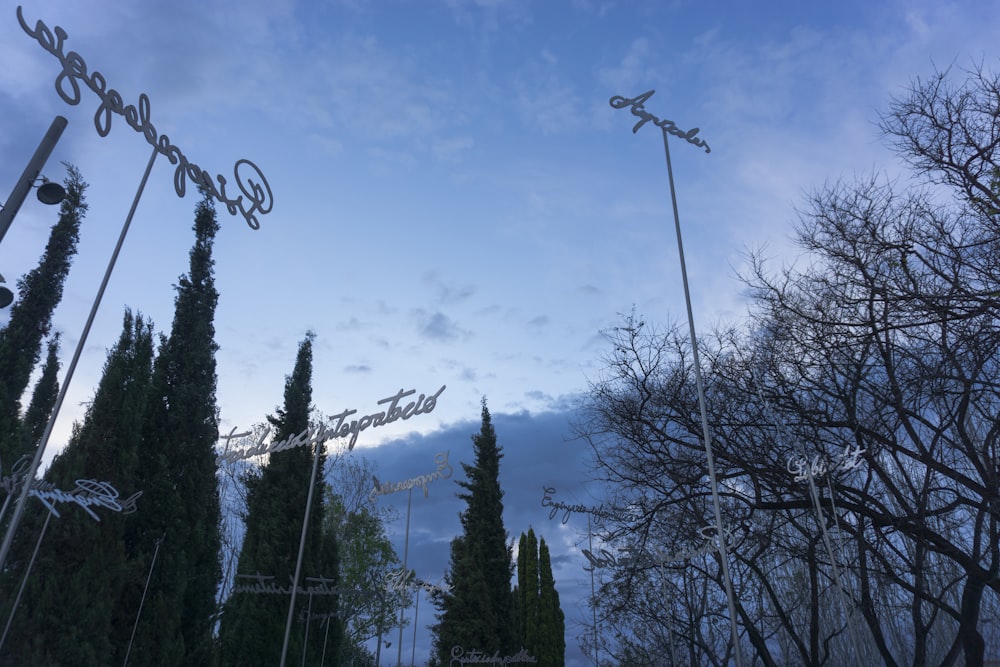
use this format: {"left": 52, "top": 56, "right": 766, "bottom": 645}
{"left": 611, "top": 89, "right": 742, "bottom": 667}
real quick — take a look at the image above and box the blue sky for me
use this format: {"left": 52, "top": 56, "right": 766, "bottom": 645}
{"left": 2, "top": 1, "right": 999, "bottom": 664}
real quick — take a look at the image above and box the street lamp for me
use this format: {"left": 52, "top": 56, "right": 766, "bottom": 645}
{"left": 0, "top": 115, "right": 69, "bottom": 310}
{"left": 0, "top": 176, "right": 67, "bottom": 309}
{"left": 0, "top": 116, "right": 68, "bottom": 244}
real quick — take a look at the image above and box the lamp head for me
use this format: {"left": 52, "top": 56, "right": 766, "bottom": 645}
{"left": 0, "top": 274, "right": 11, "bottom": 309}
{"left": 35, "top": 177, "right": 65, "bottom": 205}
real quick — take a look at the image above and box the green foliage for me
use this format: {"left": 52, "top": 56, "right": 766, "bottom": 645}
{"left": 323, "top": 456, "right": 408, "bottom": 663}
{"left": 516, "top": 528, "right": 539, "bottom": 651}
{"left": 128, "top": 192, "right": 223, "bottom": 666}
{"left": 217, "top": 333, "right": 342, "bottom": 666}
{"left": 0, "top": 165, "right": 87, "bottom": 463}
{"left": 0, "top": 310, "right": 153, "bottom": 666}
{"left": 431, "top": 400, "right": 516, "bottom": 664}
{"left": 16, "top": 333, "right": 61, "bottom": 455}
{"left": 514, "top": 529, "right": 565, "bottom": 666}
{"left": 537, "top": 538, "right": 565, "bottom": 666}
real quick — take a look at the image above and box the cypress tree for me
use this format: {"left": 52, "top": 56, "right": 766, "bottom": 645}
{"left": 0, "top": 310, "right": 153, "bottom": 666}
{"left": 431, "top": 400, "right": 515, "bottom": 664}
{"left": 0, "top": 165, "right": 87, "bottom": 463}
{"left": 217, "top": 332, "right": 341, "bottom": 666}
{"left": 16, "top": 333, "right": 61, "bottom": 456}
{"left": 513, "top": 529, "right": 565, "bottom": 666}
{"left": 516, "top": 528, "right": 539, "bottom": 653}
{"left": 537, "top": 537, "right": 565, "bottom": 666}
{"left": 128, "top": 191, "right": 223, "bottom": 666}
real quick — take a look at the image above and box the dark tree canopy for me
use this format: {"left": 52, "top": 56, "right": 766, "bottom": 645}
{"left": 577, "top": 64, "right": 1000, "bottom": 666}
{"left": 0, "top": 310, "right": 153, "bottom": 667}
{"left": 431, "top": 400, "right": 516, "bottom": 664}
{"left": 0, "top": 164, "right": 86, "bottom": 463}
{"left": 217, "top": 332, "right": 342, "bottom": 666}
{"left": 128, "top": 191, "right": 223, "bottom": 666}
{"left": 514, "top": 527, "right": 566, "bottom": 666}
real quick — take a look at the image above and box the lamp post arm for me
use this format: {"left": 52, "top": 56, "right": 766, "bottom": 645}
{"left": 0, "top": 116, "right": 68, "bottom": 245}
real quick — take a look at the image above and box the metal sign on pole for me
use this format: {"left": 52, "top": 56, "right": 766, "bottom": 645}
{"left": 0, "top": 5, "right": 272, "bottom": 574}
{"left": 610, "top": 89, "right": 743, "bottom": 667}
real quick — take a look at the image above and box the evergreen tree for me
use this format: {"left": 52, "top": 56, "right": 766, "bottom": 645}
{"left": 513, "top": 529, "right": 565, "bottom": 666}
{"left": 217, "top": 333, "right": 341, "bottom": 666}
{"left": 537, "top": 537, "right": 565, "bottom": 666}
{"left": 0, "top": 165, "right": 87, "bottom": 463}
{"left": 431, "top": 400, "right": 515, "bottom": 664}
{"left": 16, "top": 333, "right": 61, "bottom": 456}
{"left": 128, "top": 191, "right": 223, "bottom": 666}
{"left": 516, "top": 528, "right": 539, "bottom": 652}
{"left": 0, "top": 310, "right": 153, "bottom": 666}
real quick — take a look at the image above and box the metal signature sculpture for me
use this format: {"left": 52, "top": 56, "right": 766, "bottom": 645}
{"left": 16, "top": 6, "right": 273, "bottom": 229}
{"left": 611, "top": 89, "right": 742, "bottom": 666}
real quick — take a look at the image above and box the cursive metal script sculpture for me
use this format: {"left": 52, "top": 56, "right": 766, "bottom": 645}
{"left": 383, "top": 567, "right": 451, "bottom": 596}
{"left": 610, "top": 91, "right": 710, "bottom": 153}
{"left": 217, "top": 386, "right": 447, "bottom": 464}
{"left": 540, "top": 486, "right": 617, "bottom": 526}
{"left": 450, "top": 646, "right": 537, "bottom": 666}
{"left": 787, "top": 445, "right": 866, "bottom": 482}
{"left": 29, "top": 480, "right": 141, "bottom": 522}
{"left": 1, "top": 457, "right": 141, "bottom": 522}
{"left": 16, "top": 6, "right": 273, "bottom": 229}
{"left": 611, "top": 88, "right": 743, "bottom": 666}
{"left": 371, "top": 451, "right": 453, "bottom": 500}
{"left": 0, "top": 455, "right": 32, "bottom": 496}
{"left": 232, "top": 573, "right": 375, "bottom": 600}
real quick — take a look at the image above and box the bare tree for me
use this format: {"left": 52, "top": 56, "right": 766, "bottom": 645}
{"left": 578, "top": 63, "right": 1000, "bottom": 666}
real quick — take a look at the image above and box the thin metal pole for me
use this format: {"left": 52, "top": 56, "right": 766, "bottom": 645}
{"left": 0, "top": 511, "right": 51, "bottom": 654}
{"left": 319, "top": 615, "right": 331, "bottom": 665}
{"left": 396, "top": 487, "right": 413, "bottom": 667}
{"left": 660, "top": 130, "right": 743, "bottom": 667}
{"left": 588, "top": 515, "right": 598, "bottom": 666}
{"left": 301, "top": 592, "right": 314, "bottom": 667}
{"left": 0, "top": 116, "right": 68, "bottom": 244}
{"left": 0, "top": 146, "right": 159, "bottom": 572}
{"left": 806, "top": 470, "right": 866, "bottom": 660}
{"left": 410, "top": 586, "right": 419, "bottom": 666}
{"left": 281, "top": 437, "right": 324, "bottom": 667}
{"left": 376, "top": 589, "right": 386, "bottom": 666}
{"left": 123, "top": 535, "right": 162, "bottom": 667}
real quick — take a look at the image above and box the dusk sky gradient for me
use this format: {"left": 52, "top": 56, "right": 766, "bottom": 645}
{"left": 2, "top": 1, "right": 999, "bottom": 664}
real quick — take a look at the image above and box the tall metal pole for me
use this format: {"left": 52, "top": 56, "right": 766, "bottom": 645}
{"left": 396, "top": 487, "right": 413, "bottom": 667}
{"left": 588, "top": 515, "right": 598, "bottom": 666}
{"left": 0, "top": 116, "right": 68, "bottom": 244}
{"left": 410, "top": 586, "right": 419, "bottom": 666}
{"left": 123, "top": 535, "right": 163, "bottom": 667}
{"left": 0, "top": 511, "right": 51, "bottom": 653}
{"left": 0, "top": 146, "right": 160, "bottom": 572}
{"left": 281, "top": 438, "right": 324, "bottom": 667}
{"left": 660, "top": 129, "right": 743, "bottom": 667}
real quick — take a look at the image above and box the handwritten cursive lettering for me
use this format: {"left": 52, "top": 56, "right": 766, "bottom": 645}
{"left": 370, "top": 451, "right": 453, "bottom": 500}
{"left": 16, "top": 6, "right": 273, "bottom": 229}
{"left": 217, "top": 385, "right": 446, "bottom": 464}
{"left": 0, "top": 455, "right": 33, "bottom": 495}
{"left": 541, "top": 486, "right": 617, "bottom": 526}
{"left": 609, "top": 90, "right": 710, "bottom": 153}
{"left": 231, "top": 572, "right": 375, "bottom": 600}
{"left": 384, "top": 568, "right": 451, "bottom": 596}
{"left": 28, "top": 479, "right": 142, "bottom": 522}
{"left": 787, "top": 445, "right": 866, "bottom": 482}
{"left": 450, "top": 646, "right": 538, "bottom": 666}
